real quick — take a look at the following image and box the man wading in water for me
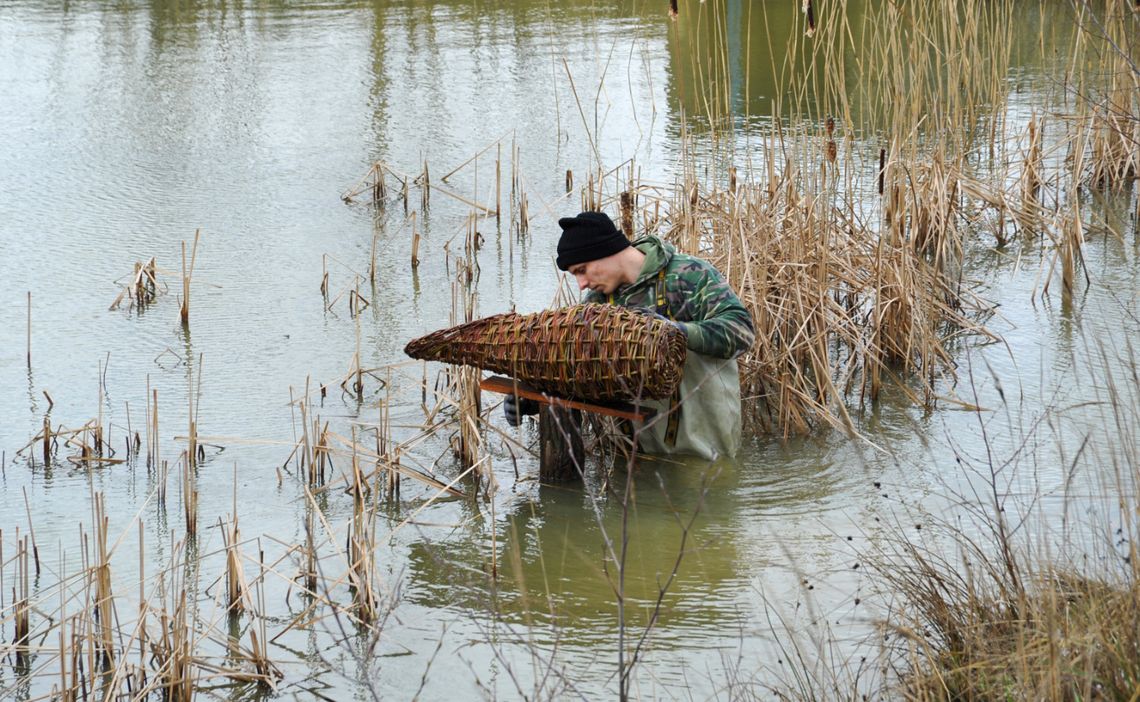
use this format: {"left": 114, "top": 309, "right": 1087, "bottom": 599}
{"left": 505, "top": 211, "right": 756, "bottom": 460}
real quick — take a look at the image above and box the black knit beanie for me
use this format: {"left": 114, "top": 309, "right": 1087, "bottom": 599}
{"left": 555, "top": 211, "right": 629, "bottom": 271}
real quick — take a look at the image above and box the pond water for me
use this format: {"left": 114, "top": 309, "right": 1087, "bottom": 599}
{"left": 1, "top": 1, "right": 1137, "bottom": 698}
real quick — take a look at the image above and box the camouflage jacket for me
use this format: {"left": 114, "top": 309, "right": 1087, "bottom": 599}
{"left": 585, "top": 235, "right": 755, "bottom": 359}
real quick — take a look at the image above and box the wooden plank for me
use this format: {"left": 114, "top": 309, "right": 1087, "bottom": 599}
{"left": 479, "top": 376, "right": 656, "bottom": 423}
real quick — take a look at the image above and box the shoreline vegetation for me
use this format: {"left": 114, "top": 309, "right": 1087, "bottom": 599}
{"left": 2, "top": 0, "right": 1138, "bottom": 699}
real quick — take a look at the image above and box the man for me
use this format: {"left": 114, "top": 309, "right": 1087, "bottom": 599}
{"left": 506, "top": 211, "right": 755, "bottom": 460}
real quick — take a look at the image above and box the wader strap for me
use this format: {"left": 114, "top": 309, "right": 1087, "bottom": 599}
{"left": 655, "top": 269, "right": 681, "bottom": 448}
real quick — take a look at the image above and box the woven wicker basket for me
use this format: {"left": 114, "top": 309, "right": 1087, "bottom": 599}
{"left": 404, "top": 303, "right": 686, "bottom": 402}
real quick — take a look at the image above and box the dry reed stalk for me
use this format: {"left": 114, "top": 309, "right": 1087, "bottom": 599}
{"left": 518, "top": 188, "right": 529, "bottom": 236}
{"left": 410, "top": 210, "right": 420, "bottom": 268}
{"left": 158, "top": 459, "right": 169, "bottom": 506}
{"left": 347, "top": 276, "right": 371, "bottom": 316}
{"left": 13, "top": 537, "right": 30, "bottom": 654}
{"left": 1021, "top": 116, "right": 1044, "bottom": 213}
{"left": 158, "top": 588, "right": 194, "bottom": 701}
{"left": 222, "top": 466, "right": 246, "bottom": 615}
{"left": 149, "top": 385, "right": 159, "bottom": 471}
{"left": 340, "top": 161, "right": 385, "bottom": 203}
{"left": 314, "top": 420, "right": 332, "bottom": 487}
{"left": 21, "top": 488, "right": 41, "bottom": 576}
{"left": 109, "top": 257, "right": 160, "bottom": 311}
{"left": 376, "top": 390, "right": 400, "bottom": 500}
{"left": 451, "top": 250, "right": 484, "bottom": 475}
{"left": 26, "top": 290, "right": 31, "bottom": 368}
{"left": 1060, "top": 204, "right": 1085, "bottom": 297}
{"left": 181, "top": 452, "right": 197, "bottom": 536}
{"left": 303, "top": 500, "right": 317, "bottom": 595}
{"left": 179, "top": 229, "right": 200, "bottom": 326}
{"left": 294, "top": 388, "right": 330, "bottom": 487}
{"left": 91, "top": 492, "right": 116, "bottom": 669}
{"left": 241, "top": 565, "right": 281, "bottom": 689}
{"left": 20, "top": 418, "right": 124, "bottom": 467}
{"left": 346, "top": 443, "right": 379, "bottom": 623}
{"left": 378, "top": 160, "right": 392, "bottom": 201}
{"left": 369, "top": 218, "right": 381, "bottom": 284}
{"left": 187, "top": 357, "right": 198, "bottom": 470}
{"left": 42, "top": 415, "right": 52, "bottom": 464}
{"left": 620, "top": 190, "right": 634, "bottom": 236}
{"left": 322, "top": 255, "right": 332, "bottom": 299}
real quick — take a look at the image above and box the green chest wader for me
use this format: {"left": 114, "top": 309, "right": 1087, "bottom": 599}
{"left": 611, "top": 269, "right": 681, "bottom": 448}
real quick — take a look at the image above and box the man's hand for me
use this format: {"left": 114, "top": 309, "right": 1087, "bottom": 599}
{"left": 504, "top": 394, "right": 540, "bottom": 426}
{"left": 643, "top": 309, "right": 687, "bottom": 338}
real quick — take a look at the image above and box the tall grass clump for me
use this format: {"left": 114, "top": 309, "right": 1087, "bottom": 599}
{"left": 872, "top": 340, "right": 1140, "bottom": 699}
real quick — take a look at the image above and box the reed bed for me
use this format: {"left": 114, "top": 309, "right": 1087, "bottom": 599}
{"left": 573, "top": 152, "right": 993, "bottom": 436}
{"left": 573, "top": 0, "right": 1137, "bottom": 434}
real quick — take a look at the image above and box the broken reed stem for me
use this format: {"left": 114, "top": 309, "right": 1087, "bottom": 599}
{"left": 369, "top": 224, "right": 380, "bottom": 284}
{"left": 224, "top": 463, "right": 246, "bottom": 614}
{"left": 411, "top": 211, "right": 420, "bottom": 268}
{"left": 186, "top": 354, "right": 201, "bottom": 470}
{"left": 92, "top": 491, "right": 116, "bottom": 669}
{"left": 378, "top": 380, "right": 400, "bottom": 500}
{"left": 14, "top": 536, "right": 30, "bottom": 653}
{"left": 246, "top": 562, "right": 281, "bottom": 688}
{"left": 515, "top": 152, "right": 529, "bottom": 236}
{"left": 304, "top": 498, "right": 317, "bottom": 595}
{"left": 1022, "top": 115, "right": 1043, "bottom": 212}
{"left": 450, "top": 219, "right": 484, "bottom": 480}
{"left": 1061, "top": 204, "right": 1083, "bottom": 296}
{"left": 22, "top": 487, "right": 41, "bottom": 575}
{"left": 180, "top": 228, "right": 200, "bottom": 325}
{"left": 42, "top": 415, "right": 52, "bottom": 465}
{"left": 347, "top": 437, "right": 378, "bottom": 623}
{"left": 26, "top": 291, "right": 31, "bottom": 369}
{"left": 320, "top": 254, "right": 329, "bottom": 297}
{"left": 620, "top": 190, "right": 634, "bottom": 237}
{"left": 355, "top": 318, "right": 364, "bottom": 399}
{"left": 372, "top": 163, "right": 387, "bottom": 203}
{"left": 182, "top": 452, "right": 197, "bottom": 536}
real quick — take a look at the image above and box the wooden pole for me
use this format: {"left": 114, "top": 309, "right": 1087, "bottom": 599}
{"left": 539, "top": 406, "right": 584, "bottom": 482}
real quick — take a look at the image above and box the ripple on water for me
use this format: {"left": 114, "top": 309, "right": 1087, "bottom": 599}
{"left": 736, "top": 433, "right": 859, "bottom": 517}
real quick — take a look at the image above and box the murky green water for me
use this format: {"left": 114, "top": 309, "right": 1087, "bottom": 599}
{"left": 1, "top": 1, "right": 1137, "bottom": 698}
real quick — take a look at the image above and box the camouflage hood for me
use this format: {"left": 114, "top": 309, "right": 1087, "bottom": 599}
{"left": 629, "top": 234, "right": 675, "bottom": 286}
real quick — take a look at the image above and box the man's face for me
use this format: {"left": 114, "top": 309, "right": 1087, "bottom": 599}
{"left": 568, "top": 254, "right": 623, "bottom": 295}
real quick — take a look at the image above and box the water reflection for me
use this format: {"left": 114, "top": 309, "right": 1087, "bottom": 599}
{"left": 404, "top": 459, "right": 751, "bottom": 642}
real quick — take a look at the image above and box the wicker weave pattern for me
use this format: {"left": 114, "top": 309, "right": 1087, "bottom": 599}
{"left": 404, "top": 303, "right": 687, "bottom": 401}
